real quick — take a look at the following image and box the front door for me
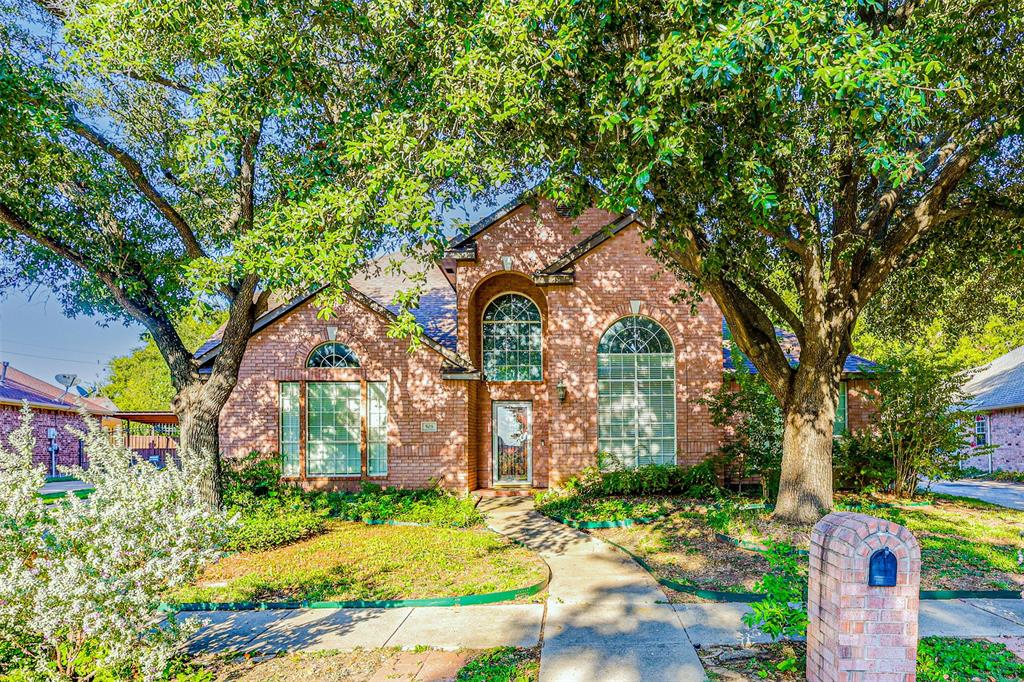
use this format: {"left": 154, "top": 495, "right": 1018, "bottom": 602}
{"left": 492, "top": 401, "right": 532, "bottom": 485}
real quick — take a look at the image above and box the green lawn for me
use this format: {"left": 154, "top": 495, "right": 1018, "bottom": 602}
{"left": 170, "top": 521, "right": 547, "bottom": 604}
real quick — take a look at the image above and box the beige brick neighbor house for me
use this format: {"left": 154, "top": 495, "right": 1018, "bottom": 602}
{"left": 197, "top": 198, "right": 877, "bottom": 492}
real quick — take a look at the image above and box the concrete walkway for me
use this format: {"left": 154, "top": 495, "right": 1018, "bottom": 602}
{"left": 924, "top": 478, "right": 1024, "bottom": 510}
{"left": 481, "top": 496, "right": 705, "bottom": 682}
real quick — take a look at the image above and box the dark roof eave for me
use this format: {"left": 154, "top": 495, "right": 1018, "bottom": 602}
{"left": 196, "top": 285, "right": 477, "bottom": 375}
{"left": 537, "top": 212, "right": 638, "bottom": 276}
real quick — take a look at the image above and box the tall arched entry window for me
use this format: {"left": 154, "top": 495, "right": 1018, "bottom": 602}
{"left": 597, "top": 316, "right": 676, "bottom": 468}
{"left": 482, "top": 294, "right": 542, "bottom": 382}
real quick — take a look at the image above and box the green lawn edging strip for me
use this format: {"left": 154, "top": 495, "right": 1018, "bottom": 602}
{"left": 161, "top": 560, "right": 550, "bottom": 612}
{"left": 714, "top": 532, "right": 810, "bottom": 557}
{"left": 38, "top": 488, "right": 93, "bottom": 502}
{"left": 160, "top": 566, "right": 550, "bottom": 612}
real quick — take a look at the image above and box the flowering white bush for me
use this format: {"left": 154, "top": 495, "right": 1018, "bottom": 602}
{"left": 0, "top": 405, "right": 228, "bottom": 680}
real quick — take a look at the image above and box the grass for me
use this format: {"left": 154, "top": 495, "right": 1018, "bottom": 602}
{"left": 169, "top": 521, "right": 546, "bottom": 604}
{"left": 534, "top": 494, "right": 681, "bottom": 522}
{"left": 38, "top": 488, "right": 93, "bottom": 503}
{"left": 456, "top": 646, "right": 540, "bottom": 681}
{"left": 593, "top": 494, "right": 1024, "bottom": 596}
{"left": 701, "top": 639, "right": 1024, "bottom": 681}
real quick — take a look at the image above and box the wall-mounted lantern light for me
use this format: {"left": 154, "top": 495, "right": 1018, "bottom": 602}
{"left": 556, "top": 380, "right": 568, "bottom": 402}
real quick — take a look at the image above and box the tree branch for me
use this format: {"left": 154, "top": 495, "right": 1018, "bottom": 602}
{"left": 0, "top": 198, "right": 196, "bottom": 383}
{"left": 68, "top": 114, "right": 207, "bottom": 259}
{"left": 857, "top": 120, "right": 1011, "bottom": 303}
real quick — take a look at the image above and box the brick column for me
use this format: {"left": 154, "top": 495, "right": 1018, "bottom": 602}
{"left": 807, "top": 512, "right": 921, "bottom": 682}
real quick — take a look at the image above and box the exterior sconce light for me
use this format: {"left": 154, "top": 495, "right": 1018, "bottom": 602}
{"left": 556, "top": 380, "right": 567, "bottom": 402}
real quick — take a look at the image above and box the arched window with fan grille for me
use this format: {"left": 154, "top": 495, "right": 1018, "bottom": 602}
{"left": 597, "top": 316, "right": 676, "bottom": 468}
{"left": 306, "top": 342, "right": 360, "bottom": 368}
{"left": 482, "top": 294, "right": 542, "bottom": 382}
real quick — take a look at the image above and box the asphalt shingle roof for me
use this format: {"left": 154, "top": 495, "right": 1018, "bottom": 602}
{"left": 963, "top": 345, "right": 1024, "bottom": 411}
{"left": 194, "top": 255, "right": 458, "bottom": 367}
{"left": 0, "top": 364, "right": 113, "bottom": 412}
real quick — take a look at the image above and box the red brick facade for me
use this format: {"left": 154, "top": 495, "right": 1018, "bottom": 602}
{"left": 0, "top": 406, "right": 88, "bottom": 474}
{"left": 215, "top": 199, "right": 876, "bottom": 491}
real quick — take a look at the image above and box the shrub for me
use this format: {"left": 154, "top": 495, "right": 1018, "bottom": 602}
{"left": 225, "top": 501, "right": 327, "bottom": 553}
{"left": 221, "top": 451, "right": 329, "bottom": 552}
{"left": 743, "top": 540, "right": 808, "bottom": 646}
{"left": 870, "top": 351, "right": 982, "bottom": 496}
{"left": 534, "top": 494, "right": 672, "bottom": 522}
{"left": 557, "top": 461, "right": 721, "bottom": 499}
{"left": 833, "top": 429, "right": 894, "bottom": 493}
{"left": 0, "top": 406, "right": 227, "bottom": 681}
{"left": 703, "top": 345, "right": 784, "bottom": 499}
{"left": 335, "top": 483, "right": 484, "bottom": 527}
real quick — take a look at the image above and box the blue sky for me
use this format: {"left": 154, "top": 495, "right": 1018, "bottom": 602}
{"left": 0, "top": 286, "right": 144, "bottom": 388}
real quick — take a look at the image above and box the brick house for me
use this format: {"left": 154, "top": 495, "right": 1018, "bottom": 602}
{"left": 0, "top": 361, "right": 116, "bottom": 474}
{"left": 961, "top": 345, "right": 1024, "bottom": 472}
{"left": 199, "top": 198, "right": 877, "bottom": 491}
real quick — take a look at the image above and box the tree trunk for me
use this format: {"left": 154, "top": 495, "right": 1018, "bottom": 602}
{"left": 774, "top": 369, "right": 838, "bottom": 524}
{"left": 173, "top": 386, "right": 225, "bottom": 509}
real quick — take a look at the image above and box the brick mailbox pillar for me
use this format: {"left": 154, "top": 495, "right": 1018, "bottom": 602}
{"left": 807, "top": 512, "right": 921, "bottom": 682}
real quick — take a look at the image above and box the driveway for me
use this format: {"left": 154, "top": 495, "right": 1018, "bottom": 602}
{"left": 924, "top": 479, "right": 1024, "bottom": 510}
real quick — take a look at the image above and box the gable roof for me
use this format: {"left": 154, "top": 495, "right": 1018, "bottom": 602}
{"left": 722, "top": 323, "right": 879, "bottom": 377}
{"left": 195, "top": 257, "right": 468, "bottom": 372}
{"left": 0, "top": 363, "right": 114, "bottom": 413}
{"left": 536, "top": 213, "right": 637, "bottom": 278}
{"left": 963, "top": 345, "right": 1024, "bottom": 411}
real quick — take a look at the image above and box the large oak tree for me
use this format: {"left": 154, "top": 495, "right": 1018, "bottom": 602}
{"left": 304, "top": 0, "right": 1023, "bottom": 521}
{"left": 0, "top": 0, "right": 418, "bottom": 506}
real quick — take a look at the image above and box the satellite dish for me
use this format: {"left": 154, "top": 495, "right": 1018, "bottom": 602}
{"left": 55, "top": 374, "right": 78, "bottom": 389}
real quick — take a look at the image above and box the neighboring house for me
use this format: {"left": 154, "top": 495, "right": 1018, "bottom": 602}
{"left": 198, "top": 197, "right": 877, "bottom": 492}
{"left": 960, "top": 345, "right": 1024, "bottom": 472}
{"left": 0, "top": 361, "right": 116, "bottom": 474}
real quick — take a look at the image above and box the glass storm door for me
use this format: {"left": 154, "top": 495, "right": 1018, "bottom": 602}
{"left": 492, "top": 401, "right": 532, "bottom": 485}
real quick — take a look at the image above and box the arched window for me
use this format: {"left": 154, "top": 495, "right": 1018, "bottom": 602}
{"left": 306, "top": 342, "right": 360, "bottom": 368}
{"left": 597, "top": 316, "right": 676, "bottom": 468}
{"left": 482, "top": 294, "right": 542, "bottom": 381}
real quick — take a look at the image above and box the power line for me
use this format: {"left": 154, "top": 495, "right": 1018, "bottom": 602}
{"left": 0, "top": 350, "right": 103, "bottom": 366}
{"left": 0, "top": 338, "right": 114, "bottom": 358}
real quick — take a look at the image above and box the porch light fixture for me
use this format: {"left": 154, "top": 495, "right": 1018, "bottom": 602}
{"left": 556, "top": 380, "right": 567, "bottom": 402}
